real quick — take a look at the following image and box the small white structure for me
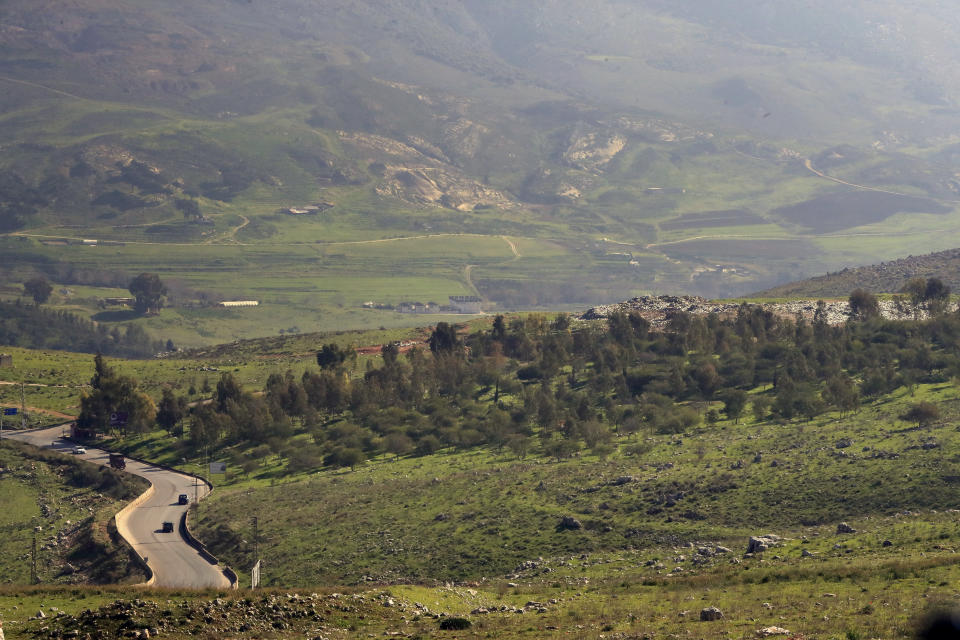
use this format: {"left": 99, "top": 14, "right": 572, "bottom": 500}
{"left": 449, "top": 295, "right": 482, "bottom": 314}
{"left": 218, "top": 300, "right": 259, "bottom": 308}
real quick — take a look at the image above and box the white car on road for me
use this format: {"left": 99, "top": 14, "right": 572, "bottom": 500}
{"left": 71, "top": 446, "right": 86, "bottom": 454}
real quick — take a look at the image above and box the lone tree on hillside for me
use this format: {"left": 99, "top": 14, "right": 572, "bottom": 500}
{"left": 902, "top": 401, "right": 940, "bottom": 428}
{"left": 719, "top": 388, "right": 748, "bottom": 423}
{"left": 429, "top": 322, "right": 460, "bottom": 354}
{"left": 175, "top": 198, "right": 201, "bottom": 220}
{"left": 128, "top": 272, "right": 167, "bottom": 315}
{"left": 902, "top": 277, "right": 951, "bottom": 316}
{"left": 23, "top": 276, "right": 52, "bottom": 305}
{"left": 848, "top": 288, "right": 879, "bottom": 321}
{"left": 156, "top": 388, "right": 187, "bottom": 437}
{"left": 316, "top": 343, "right": 350, "bottom": 370}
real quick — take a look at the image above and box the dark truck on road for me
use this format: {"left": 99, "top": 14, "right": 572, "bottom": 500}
{"left": 108, "top": 453, "right": 125, "bottom": 470}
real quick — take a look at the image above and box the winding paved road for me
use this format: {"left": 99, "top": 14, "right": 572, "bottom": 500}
{"left": 2, "top": 425, "right": 232, "bottom": 589}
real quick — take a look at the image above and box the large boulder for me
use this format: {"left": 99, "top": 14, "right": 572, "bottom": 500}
{"left": 700, "top": 607, "right": 724, "bottom": 621}
{"left": 836, "top": 522, "right": 856, "bottom": 534}
{"left": 747, "top": 535, "right": 781, "bottom": 554}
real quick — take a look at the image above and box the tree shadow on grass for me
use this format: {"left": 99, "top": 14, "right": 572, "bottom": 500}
{"left": 92, "top": 309, "right": 140, "bottom": 322}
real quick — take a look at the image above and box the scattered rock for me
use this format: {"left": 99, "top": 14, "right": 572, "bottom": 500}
{"left": 836, "top": 438, "right": 852, "bottom": 449}
{"left": 801, "top": 549, "right": 816, "bottom": 558}
{"left": 836, "top": 522, "right": 856, "bottom": 534}
{"left": 747, "top": 535, "right": 780, "bottom": 554}
{"left": 882, "top": 540, "right": 893, "bottom": 547}
{"left": 558, "top": 516, "right": 582, "bottom": 531}
{"left": 700, "top": 606, "right": 724, "bottom": 621}
{"left": 757, "top": 626, "right": 791, "bottom": 636}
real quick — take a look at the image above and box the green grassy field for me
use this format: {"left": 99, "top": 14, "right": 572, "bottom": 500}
{"left": 0, "top": 441, "right": 148, "bottom": 587}
{"left": 1, "top": 316, "right": 960, "bottom": 638}
{"left": 172, "top": 381, "right": 960, "bottom": 590}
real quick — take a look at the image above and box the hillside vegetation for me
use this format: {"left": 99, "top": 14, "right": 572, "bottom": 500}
{"left": 4, "top": 304, "right": 960, "bottom": 637}
{"left": 757, "top": 247, "right": 960, "bottom": 298}
{"left": 44, "top": 300, "right": 952, "bottom": 588}
{"left": 4, "top": 1, "right": 960, "bottom": 345}
{"left": 0, "top": 440, "right": 148, "bottom": 586}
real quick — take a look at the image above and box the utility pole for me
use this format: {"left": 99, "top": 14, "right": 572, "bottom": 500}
{"left": 31, "top": 526, "right": 39, "bottom": 584}
{"left": 251, "top": 516, "right": 261, "bottom": 589}
{"left": 252, "top": 516, "right": 259, "bottom": 563}
{"left": 20, "top": 383, "right": 26, "bottom": 429}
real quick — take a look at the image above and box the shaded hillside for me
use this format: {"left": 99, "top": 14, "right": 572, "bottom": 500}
{"left": 754, "top": 248, "right": 960, "bottom": 298}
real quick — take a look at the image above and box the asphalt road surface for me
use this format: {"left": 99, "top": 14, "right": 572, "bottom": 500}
{"left": 3, "top": 425, "right": 232, "bottom": 589}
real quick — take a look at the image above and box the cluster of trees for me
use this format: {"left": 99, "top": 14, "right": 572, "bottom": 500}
{"left": 128, "top": 272, "right": 167, "bottom": 315}
{"left": 0, "top": 172, "right": 47, "bottom": 232}
{"left": 0, "top": 300, "right": 165, "bottom": 358}
{"left": 1, "top": 271, "right": 168, "bottom": 355}
{"left": 77, "top": 355, "right": 156, "bottom": 434}
{"left": 142, "top": 296, "right": 960, "bottom": 472}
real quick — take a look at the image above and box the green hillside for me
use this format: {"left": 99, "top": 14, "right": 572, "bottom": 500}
{"left": 5, "top": 1, "right": 960, "bottom": 344}
{"left": 756, "top": 247, "right": 960, "bottom": 298}
{"left": 3, "top": 308, "right": 960, "bottom": 638}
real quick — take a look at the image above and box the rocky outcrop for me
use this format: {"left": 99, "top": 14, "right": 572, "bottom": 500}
{"left": 746, "top": 535, "right": 781, "bottom": 554}
{"left": 836, "top": 522, "right": 857, "bottom": 534}
{"left": 700, "top": 606, "right": 724, "bottom": 621}
{"left": 563, "top": 131, "right": 626, "bottom": 173}
{"left": 581, "top": 295, "right": 934, "bottom": 326}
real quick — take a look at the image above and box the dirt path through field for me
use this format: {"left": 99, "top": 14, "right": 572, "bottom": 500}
{"left": 801, "top": 159, "right": 960, "bottom": 202}
{"left": 0, "top": 380, "right": 86, "bottom": 389}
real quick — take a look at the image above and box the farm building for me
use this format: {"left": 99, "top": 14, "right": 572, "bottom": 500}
{"left": 103, "top": 297, "right": 135, "bottom": 306}
{"left": 449, "top": 295, "right": 483, "bottom": 314}
{"left": 218, "top": 300, "right": 259, "bottom": 308}
{"left": 283, "top": 202, "right": 334, "bottom": 215}
{"left": 397, "top": 301, "right": 437, "bottom": 314}
{"left": 0, "top": 354, "right": 12, "bottom": 368}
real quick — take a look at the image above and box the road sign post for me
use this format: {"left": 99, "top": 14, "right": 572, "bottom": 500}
{"left": 1, "top": 407, "right": 18, "bottom": 439}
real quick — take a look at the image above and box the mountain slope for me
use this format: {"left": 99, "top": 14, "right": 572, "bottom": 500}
{"left": 3, "top": 0, "right": 960, "bottom": 340}
{"left": 755, "top": 247, "right": 960, "bottom": 298}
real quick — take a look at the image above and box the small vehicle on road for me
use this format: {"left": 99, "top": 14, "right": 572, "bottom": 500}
{"left": 161, "top": 521, "right": 174, "bottom": 533}
{"left": 178, "top": 494, "right": 189, "bottom": 505}
{"left": 71, "top": 446, "right": 86, "bottom": 454}
{"left": 108, "top": 453, "right": 125, "bottom": 470}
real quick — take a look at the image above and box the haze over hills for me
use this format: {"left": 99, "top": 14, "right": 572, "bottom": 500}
{"left": 755, "top": 246, "right": 960, "bottom": 299}
{"left": 4, "top": 0, "right": 960, "bottom": 342}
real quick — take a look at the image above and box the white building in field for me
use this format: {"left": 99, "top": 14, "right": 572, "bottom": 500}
{"left": 218, "top": 300, "right": 259, "bottom": 308}
{"left": 449, "top": 295, "right": 482, "bottom": 314}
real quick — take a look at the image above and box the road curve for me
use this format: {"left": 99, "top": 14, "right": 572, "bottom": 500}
{"left": 3, "top": 425, "right": 232, "bottom": 589}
